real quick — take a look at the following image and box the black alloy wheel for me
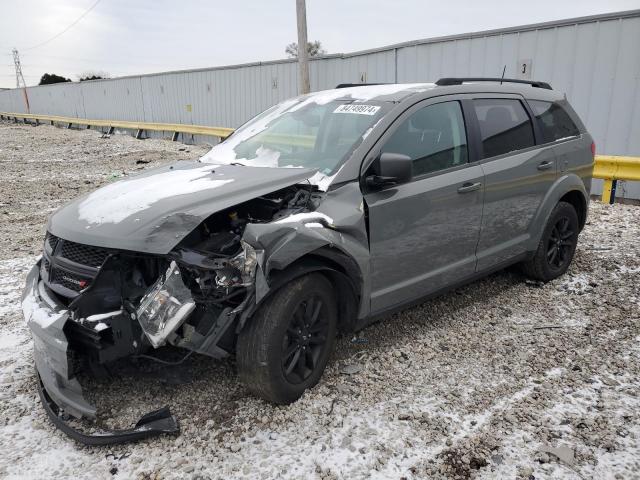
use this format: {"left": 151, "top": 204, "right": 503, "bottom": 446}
{"left": 281, "top": 295, "right": 330, "bottom": 384}
{"left": 237, "top": 273, "right": 337, "bottom": 404}
{"left": 521, "top": 201, "right": 579, "bottom": 282}
{"left": 546, "top": 216, "right": 575, "bottom": 270}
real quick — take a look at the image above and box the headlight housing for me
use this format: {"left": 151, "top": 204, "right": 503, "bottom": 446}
{"left": 225, "top": 240, "right": 258, "bottom": 287}
{"left": 136, "top": 261, "right": 195, "bottom": 348}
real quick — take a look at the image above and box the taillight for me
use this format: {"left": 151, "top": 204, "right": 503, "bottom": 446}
{"left": 590, "top": 141, "right": 596, "bottom": 157}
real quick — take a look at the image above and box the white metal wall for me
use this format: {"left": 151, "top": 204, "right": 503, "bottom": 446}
{"left": 1, "top": 9, "right": 639, "bottom": 197}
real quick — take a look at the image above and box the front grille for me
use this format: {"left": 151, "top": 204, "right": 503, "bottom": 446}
{"left": 45, "top": 232, "right": 59, "bottom": 252}
{"left": 42, "top": 232, "right": 114, "bottom": 299}
{"left": 51, "top": 268, "right": 91, "bottom": 292}
{"left": 60, "top": 240, "right": 109, "bottom": 268}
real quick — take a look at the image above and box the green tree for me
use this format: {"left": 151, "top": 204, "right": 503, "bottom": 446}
{"left": 38, "top": 73, "right": 71, "bottom": 85}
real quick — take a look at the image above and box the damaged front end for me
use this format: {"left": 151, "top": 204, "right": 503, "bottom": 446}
{"left": 23, "top": 183, "right": 325, "bottom": 445}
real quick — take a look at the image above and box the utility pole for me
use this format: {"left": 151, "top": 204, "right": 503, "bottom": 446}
{"left": 12, "top": 48, "right": 27, "bottom": 89}
{"left": 296, "top": 0, "right": 310, "bottom": 94}
{"left": 12, "top": 48, "right": 30, "bottom": 113}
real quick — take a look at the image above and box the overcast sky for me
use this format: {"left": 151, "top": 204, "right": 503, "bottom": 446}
{"left": 0, "top": 0, "right": 638, "bottom": 88}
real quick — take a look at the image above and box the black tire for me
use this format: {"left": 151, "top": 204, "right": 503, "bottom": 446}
{"left": 522, "top": 201, "right": 579, "bottom": 282}
{"left": 237, "top": 273, "right": 337, "bottom": 404}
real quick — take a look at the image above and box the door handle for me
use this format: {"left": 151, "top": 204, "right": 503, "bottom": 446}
{"left": 537, "top": 161, "right": 554, "bottom": 171}
{"left": 457, "top": 182, "right": 482, "bottom": 193}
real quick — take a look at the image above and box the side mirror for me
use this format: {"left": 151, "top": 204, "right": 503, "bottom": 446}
{"left": 366, "top": 152, "right": 413, "bottom": 189}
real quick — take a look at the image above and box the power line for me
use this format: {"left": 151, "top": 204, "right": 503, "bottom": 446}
{"left": 16, "top": 54, "right": 173, "bottom": 69}
{"left": 12, "top": 49, "right": 27, "bottom": 88}
{"left": 0, "top": 74, "right": 40, "bottom": 77}
{"left": 22, "top": 0, "right": 102, "bottom": 51}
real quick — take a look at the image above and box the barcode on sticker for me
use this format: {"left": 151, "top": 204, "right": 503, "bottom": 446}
{"left": 333, "top": 104, "right": 381, "bottom": 115}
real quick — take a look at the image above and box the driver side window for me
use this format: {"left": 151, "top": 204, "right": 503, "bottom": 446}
{"left": 382, "top": 101, "right": 468, "bottom": 176}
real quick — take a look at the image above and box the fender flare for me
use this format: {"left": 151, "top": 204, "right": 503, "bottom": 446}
{"left": 241, "top": 253, "right": 361, "bottom": 333}
{"left": 529, "top": 173, "right": 588, "bottom": 248}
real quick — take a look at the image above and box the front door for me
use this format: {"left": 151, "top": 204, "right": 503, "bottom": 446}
{"left": 364, "top": 99, "right": 484, "bottom": 313}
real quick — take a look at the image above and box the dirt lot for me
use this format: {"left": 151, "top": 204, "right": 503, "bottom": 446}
{"left": 0, "top": 121, "right": 639, "bottom": 479}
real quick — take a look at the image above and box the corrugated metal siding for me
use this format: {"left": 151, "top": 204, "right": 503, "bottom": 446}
{"left": 1, "top": 9, "right": 639, "bottom": 197}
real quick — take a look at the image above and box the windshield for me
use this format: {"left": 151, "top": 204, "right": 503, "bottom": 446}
{"left": 200, "top": 95, "right": 389, "bottom": 186}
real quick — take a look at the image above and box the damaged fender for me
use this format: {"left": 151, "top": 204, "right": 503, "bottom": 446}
{"left": 241, "top": 182, "right": 372, "bottom": 320}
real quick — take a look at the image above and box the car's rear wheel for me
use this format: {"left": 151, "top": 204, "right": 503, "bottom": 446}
{"left": 522, "top": 201, "right": 579, "bottom": 282}
{"left": 237, "top": 273, "right": 337, "bottom": 404}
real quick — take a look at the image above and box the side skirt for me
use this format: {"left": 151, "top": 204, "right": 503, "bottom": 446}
{"left": 357, "top": 252, "right": 529, "bottom": 330}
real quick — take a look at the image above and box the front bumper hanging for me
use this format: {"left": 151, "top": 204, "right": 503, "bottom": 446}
{"left": 23, "top": 261, "right": 179, "bottom": 445}
{"left": 38, "top": 375, "right": 179, "bottom": 446}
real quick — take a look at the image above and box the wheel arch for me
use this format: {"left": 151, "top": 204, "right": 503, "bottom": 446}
{"left": 254, "top": 247, "right": 362, "bottom": 333}
{"left": 529, "top": 174, "right": 589, "bottom": 249}
{"left": 558, "top": 189, "right": 588, "bottom": 231}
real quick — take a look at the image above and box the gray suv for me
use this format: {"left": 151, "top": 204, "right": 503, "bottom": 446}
{"left": 22, "top": 78, "right": 594, "bottom": 444}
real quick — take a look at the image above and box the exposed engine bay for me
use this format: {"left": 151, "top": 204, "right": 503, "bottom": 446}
{"left": 25, "top": 182, "right": 337, "bottom": 444}
{"left": 23, "top": 157, "right": 368, "bottom": 445}
{"left": 44, "top": 185, "right": 323, "bottom": 369}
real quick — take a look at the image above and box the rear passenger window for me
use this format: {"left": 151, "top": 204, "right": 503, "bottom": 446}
{"left": 473, "top": 99, "right": 535, "bottom": 159}
{"left": 382, "top": 101, "right": 468, "bottom": 176}
{"left": 529, "top": 100, "right": 580, "bottom": 143}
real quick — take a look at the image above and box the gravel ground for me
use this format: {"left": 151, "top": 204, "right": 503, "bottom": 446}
{"left": 0, "top": 121, "right": 639, "bottom": 480}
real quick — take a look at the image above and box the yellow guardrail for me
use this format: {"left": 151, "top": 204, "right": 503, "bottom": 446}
{"left": 0, "top": 112, "right": 234, "bottom": 140}
{"left": 593, "top": 155, "right": 640, "bottom": 203}
{"left": 2, "top": 111, "right": 639, "bottom": 203}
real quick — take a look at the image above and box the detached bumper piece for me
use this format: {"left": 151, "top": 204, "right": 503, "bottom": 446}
{"left": 38, "top": 375, "right": 179, "bottom": 446}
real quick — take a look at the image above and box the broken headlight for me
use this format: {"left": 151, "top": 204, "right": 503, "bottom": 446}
{"left": 136, "top": 261, "right": 196, "bottom": 348}
{"left": 224, "top": 240, "right": 258, "bottom": 287}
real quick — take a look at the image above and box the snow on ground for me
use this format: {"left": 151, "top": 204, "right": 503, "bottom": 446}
{"left": 0, "top": 121, "right": 639, "bottom": 479}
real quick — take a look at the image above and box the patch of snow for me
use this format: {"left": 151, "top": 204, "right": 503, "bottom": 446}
{"left": 85, "top": 310, "right": 122, "bottom": 322}
{"left": 0, "top": 257, "right": 37, "bottom": 317}
{"left": 0, "top": 330, "right": 28, "bottom": 362}
{"left": 289, "top": 83, "right": 433, "bottom": 113}
{"left": 274, "top": 212, "right": 334, "bottom": 226}
{"left": 0, "top": 330, "right": 25, "bottom": 350}
{"left": 78, "top": 165, "right": 234, "bottom": 224}
{"left": 200, "top": 99, "right": 299, "bottom": 165}
{"left": 93, "top": 322, "right": 109, "bottom": 332}
{"left": 201, "top": 86, "right": 432, "bottom": 191}
{"left": 558, "top": 273, "right": 594, "bottom": 295}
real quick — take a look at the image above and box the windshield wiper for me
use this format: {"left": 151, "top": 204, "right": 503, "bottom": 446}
{"left": 230, "top": 162, "right": 247, "bottom": 166}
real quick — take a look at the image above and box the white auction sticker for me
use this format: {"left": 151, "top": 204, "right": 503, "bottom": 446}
{"left": 333, "top": 104, "right": 381, "bottom": 115}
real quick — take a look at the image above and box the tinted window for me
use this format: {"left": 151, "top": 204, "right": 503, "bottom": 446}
{"left": 382, "top": 101, "right": 468, "bottom": 176}
{"left": 473, "top": 99, "right": 535, "bottom": 158}
{"left": 529, "top": 100, "right": 580, "bottom": 143}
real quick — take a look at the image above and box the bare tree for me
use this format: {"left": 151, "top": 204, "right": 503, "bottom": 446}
{"left": 285, "top": 40, "right": 326, "bottom": 59}
{"left": 78, "top": 71, "right": 111, "bottom": 81}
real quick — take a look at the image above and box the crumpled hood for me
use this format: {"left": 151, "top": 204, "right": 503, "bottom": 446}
{"left": 48, "top": 161, "right": 316, "bottom": 254}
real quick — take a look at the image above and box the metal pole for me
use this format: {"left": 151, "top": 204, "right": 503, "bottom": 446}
{"left": 296, "top": 0, "right": 310, "bottom": 94}
{"left": 609, "top": 179, "right": 618, "bottom": 204}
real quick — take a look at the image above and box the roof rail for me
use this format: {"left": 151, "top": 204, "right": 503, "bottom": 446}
{"left": 435, "top": 77, "right": 552, "bottom": 90}
{"left": 335, "top": 83, "right": 390, "bottom": 88}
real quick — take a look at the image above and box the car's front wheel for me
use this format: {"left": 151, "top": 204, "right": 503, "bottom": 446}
{"left": 237, "top": 273, "right": 337, "bottom": 404}
{"left": 522, "top": 201, "right": 579, "bottom": 282}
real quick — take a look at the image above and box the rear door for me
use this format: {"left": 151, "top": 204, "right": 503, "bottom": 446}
{"left": 470, "top": 95, "right": 558, "bottom": 271}
{"left": 528, "top": 99, "right": 590, "bottom": 185}
{"left": 363, "top": 98, "right": 484, "bottom": 313}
